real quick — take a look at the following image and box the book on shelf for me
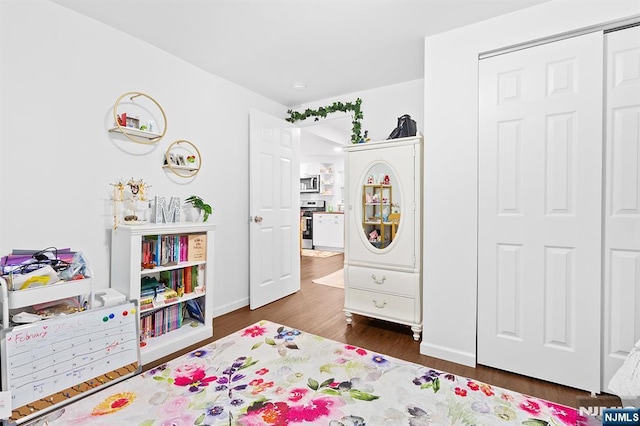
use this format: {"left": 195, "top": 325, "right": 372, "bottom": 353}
{"left": 163, "top": 288, "right": 179, "bottom": 304}
{"left": 187, "top": 234, "right": 207, "bottom": 262}
{"left": 140, "top": 303, "right": 185, "bottom": 342}
{"left": 146, "top": 233, "right": 206, "bottom": 267}
{"left": 185, "top": 298, "right": 205, "bottom": 323}
{"left": 156, "top": 265, "right": 197, "bottom": 295}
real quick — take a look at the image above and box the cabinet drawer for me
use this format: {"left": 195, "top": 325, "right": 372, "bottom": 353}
{"left": 346, "top": 288, "right": 416, "bottom": 323}
{"left": 346, "top": 266, "right": 418, "bottom": 297}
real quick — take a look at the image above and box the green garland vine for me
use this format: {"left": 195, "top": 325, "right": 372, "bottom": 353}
{"left": 286, "top": 98, "right": 363, "bottom": 144}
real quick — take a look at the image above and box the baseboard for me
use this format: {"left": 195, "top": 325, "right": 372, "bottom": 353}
{"left": 312, "top": 246, "right": 344, "bottom": 253}
{"left": 420, "top": 341, "right": 476, "bottom": 368}
{"left": 212, "top": 297, "right": 248, "bottom": 318}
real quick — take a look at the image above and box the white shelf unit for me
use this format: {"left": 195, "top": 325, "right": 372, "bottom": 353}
{"left": 110, "top": 222, "right": 216, "bottom": 365}
{"left": 0, "top": 274, "right": 94, "bottom": 330}
{"left": 108, "top": 126, "right": 163, "bottom": 141}
{"left": 319, "top": 163, "right": 335, "bottom": 196}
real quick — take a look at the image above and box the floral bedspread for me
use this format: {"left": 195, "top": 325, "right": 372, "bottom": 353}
{"left": 44, "top": 320, "right": 599, "bottom": 425}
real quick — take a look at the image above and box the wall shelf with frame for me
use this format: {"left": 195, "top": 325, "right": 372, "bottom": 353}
{"left": 108, "top": 126, "right": 163, "bottom": 141}
{"left": 110, "top": 91, "right": 167, "bottom": 145}
{"left": 163, "top": 140, "right": 202, "bottom": 178}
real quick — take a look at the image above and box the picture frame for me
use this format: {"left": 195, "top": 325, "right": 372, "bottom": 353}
{"left": 125, "top": 115, "right": 140, "bottom": 129}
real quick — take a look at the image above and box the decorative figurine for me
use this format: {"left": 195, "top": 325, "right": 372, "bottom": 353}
{"left": 110, "top": 178, "right": 151, "bottom": 229}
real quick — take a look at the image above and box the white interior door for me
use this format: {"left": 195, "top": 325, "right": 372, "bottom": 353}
{"left": 603, "top": 25, "right": 640, "bottom": 393}
{"left": 478, "top": 32, "right": 604, "bottom": 392}
{"left": 249, "top": 109, "right": 300, "bottom": 309}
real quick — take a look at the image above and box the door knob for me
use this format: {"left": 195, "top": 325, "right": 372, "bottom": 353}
{"left": 254, "top": 216, "right": 263, "bottom": 223}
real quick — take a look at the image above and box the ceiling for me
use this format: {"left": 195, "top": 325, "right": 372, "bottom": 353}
{"left": 49, "top": 0, "right": 550, "bottom": 107}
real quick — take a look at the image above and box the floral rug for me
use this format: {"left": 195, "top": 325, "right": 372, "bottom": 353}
{"left": 43, "top": 320, "right": 598, "bottom": 425}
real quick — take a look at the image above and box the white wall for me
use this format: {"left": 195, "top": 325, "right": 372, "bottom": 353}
{"left": 292, "top": 79, "right": 424, "bottom": 144}
{"left": 422, "top": 0, "right": 640, "bottom": 366}
{"left": 294, "top": 79, "right": 424, "bottom": 212}
{"left": 0, "top": 0, "right": 286, "bottom": 317}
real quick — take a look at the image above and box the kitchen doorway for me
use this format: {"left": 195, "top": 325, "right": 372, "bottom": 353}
{"left": 298, "top": 116, "right": 349, "bottom": 279}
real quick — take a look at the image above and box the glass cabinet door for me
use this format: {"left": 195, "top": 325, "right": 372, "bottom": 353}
{"left": 361, "top": 163, "right": 400, "bottom": 250}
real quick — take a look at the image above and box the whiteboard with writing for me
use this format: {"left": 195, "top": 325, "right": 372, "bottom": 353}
{"left": 1, "top": 301, "right": 140, "bottom": 424}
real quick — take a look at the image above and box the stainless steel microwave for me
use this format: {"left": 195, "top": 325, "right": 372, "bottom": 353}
{"left": 300, "top": 175, "right": 320, "bottom": 193}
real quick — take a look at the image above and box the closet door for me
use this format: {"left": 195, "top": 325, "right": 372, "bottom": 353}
{"left": 477, "top": 32, "right": 603, "bottom": 392}
{"left": 603, "top": 25, "right": 640, "bottom": 393}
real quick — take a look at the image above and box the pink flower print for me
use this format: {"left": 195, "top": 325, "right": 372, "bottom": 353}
{"left": 545, "top": 401, "right": 589, "bottom": 426}
{"left": 344, "top": 345, "right": 367, "bottom": 356}
{"left": 286, "top": 397, "right": 334, "bottom": 422}
{"left": 467, "top": 381, "right": 480, "bottom": 391}
{"left": 250, "top": 378, "right": 264, "bottom": 386}
{"left": 455, "top": 387, "right": 468, "bottom": 397}
{"left": 250, "top": 378, "right": 274, "bottom": 395}
{"left": 173, "top": 369, "right": 217, "bottom": 393}
{"left": 500, "top": 392, "right": 515, "bottom": 402}
{"left": 242, "top": 324, "right": 267, "bottom": 337}
{"left": 520, "top": 398, "right": 542, "bottom": 414}
{"left": 174, "top": 361, "right": 206, "bottom": 378}
{"left": 159, "top": 413, "right": 196, "bottom": 426}
{"left": 256, "top": 368, "right": 269, "bottom": 375}
{"left": 288, "top": 388, "right": 308, "bottom": 402}
{"left": 480, "top": 383, "right": 494, "bottom": 396}
{"left": 158, "top": 396, "right": 190, "bottom": 418}
{"left": 239, "top": 401, "right": 290, "bottom": 425}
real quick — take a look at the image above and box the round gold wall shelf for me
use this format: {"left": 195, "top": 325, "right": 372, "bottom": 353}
{"left": 163, "top": 140, "right": 202, "bottom": 178}
{"left": 109, "top": 92, "right": 167, "bottom": 145}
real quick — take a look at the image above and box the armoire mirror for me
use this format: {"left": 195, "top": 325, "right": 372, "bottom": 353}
{"left": 361, "top": 163, "right": 400, "bottom": 249}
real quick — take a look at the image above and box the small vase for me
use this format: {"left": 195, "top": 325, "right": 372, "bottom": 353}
{"left": 184, "top": 206, "right": 203, "bottom": 222}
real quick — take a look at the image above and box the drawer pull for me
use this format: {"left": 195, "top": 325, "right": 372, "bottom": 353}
{"left": 372, "top": 299, "right": 387, "bottom": 309}
{"left": 371, "top": 274, "right": 386, "bottom": 285}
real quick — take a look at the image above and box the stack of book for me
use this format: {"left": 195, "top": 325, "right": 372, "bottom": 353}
{"left": 140, "top": 303, "right": 184, "bottom": 341}
{"left": 141, "top": 233, "right": 207, "bottom": 268}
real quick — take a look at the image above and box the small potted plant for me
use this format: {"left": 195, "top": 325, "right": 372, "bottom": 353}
{"left": 184, "top": 195, "right": 212, "bottom": 222}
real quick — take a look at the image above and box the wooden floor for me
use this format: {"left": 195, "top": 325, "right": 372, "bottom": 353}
{"left": 154, "top": 252, "right": 620, "bottom": 411}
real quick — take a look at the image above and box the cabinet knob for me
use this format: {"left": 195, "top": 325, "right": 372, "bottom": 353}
{"left": 372, "top": 299, "right": 387, "bottom": 309}
{"left": 371, "top": 274, "right": 386, "bottom": 285}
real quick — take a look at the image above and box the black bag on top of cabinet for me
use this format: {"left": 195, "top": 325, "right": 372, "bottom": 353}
{"left": 388, "top": 114, "right": 417, "bottom": 139}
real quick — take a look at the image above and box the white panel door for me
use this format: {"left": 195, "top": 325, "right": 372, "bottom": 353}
{"left": 603, "top": 26, "right": 640, "bottom": 393}
{"left": 249, "top": 109, "right": 300, "bottom": 309}
{"left": 478, "top": 32, "right": 604, "bottom": 392}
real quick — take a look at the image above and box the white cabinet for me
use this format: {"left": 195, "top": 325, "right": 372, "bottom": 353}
{"left": 343, "top": 136, "right": 422, "bottom": 340}
{"left": 110, "top": 222, "right": 215, "bottom": 365}
{"left": 312, "top": 213, "right": 344, "bottom": 250}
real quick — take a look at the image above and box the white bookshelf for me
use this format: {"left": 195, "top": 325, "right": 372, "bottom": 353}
{"left": 110, "top": 222, "right": 216, "bottom": 365}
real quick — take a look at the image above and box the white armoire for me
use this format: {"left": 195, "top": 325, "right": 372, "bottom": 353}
{"left": 343, "top": 135, "right": 423, "bottom": 340}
